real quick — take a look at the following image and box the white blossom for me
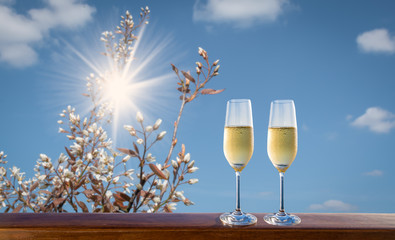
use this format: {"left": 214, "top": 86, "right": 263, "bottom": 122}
{"left": 175, "top": 191, "right": 186, "bottom": 201}
{"left": 163, "top": 169, "right": 170, "bottom": 179}
{"left": 40, "top": 154, "right": 49, "bottom": 162}
{"left": 0, "top": 167, "right": 6, "bottom": 176}
{"left": 112, "top": 176, "right": 120, "bottom": 184}
{"left": 106, "top": 190, "right": 113, "bottom": 199}
{"left": 70, "top": 142, "right": 82, "bottom": 155}
{"left": 99, "top": 132, "right": 108, "bottom": 141}
{"left": 63, "top": 169, "right": 74, "bottom": 182}
{"left": 184, "top": 153, "right": 190, "bottom": 163}
{"left": 188, "top": 167, "right": 199, "bottom": 173}
{"left": 153, "top": 196, "right": 160, "bottom": 203}
{"left": 86, "top": 153, "right": 93, "bottom": 162}
{"left": 187, "top": 160, "right": 195, "bottom": 168}
{"left": 123, "top": 125, "right": 134, "bottom": 132}
{"left": 145, "top": 125, "right": 153, "bottom": 132}
{"left": 146, "top": 153, "right": 156, "bottom": 162}
{"left": 122, "top": 155, "right": 131, "bottom": 163}
{"left": 153, "top": 119, "right": 162, "bottom": 130}
{"left": 157, "top": 131, "right": 166, "bottom": 140}
{"left": 188, "top": 178, "right": 199, "bottom": 185}
{"left": 38, "top": 175, "right": 46, "bottom": 181}
{"left": 156, "top": 180, "right": 168, "bottom": 192}
{"left": 136, "top": 111, "right": 144, "bottom": 123}
{"left": 10, "top": 166, "right": 20, "bottom": 177}
{"left": 136, "top": 138, "right": 144, "bottom": 145}
{"left": 58, "top": 153, "right": 67, "bottom": 164}
{"left": 171, "top": 160, "right": 178, "bottom": 169}
{"left": 75, "top": 137, "right": 84, "bottom": 144}
{"left": 167, "top": 202, "right": 177, "bottom": 211}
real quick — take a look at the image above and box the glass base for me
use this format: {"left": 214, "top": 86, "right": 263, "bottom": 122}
{"left": 264, "top": 212, "right": 301, "bottom": 226}
{"left": 220, "top": 211, "right": 257, "bottom": 226}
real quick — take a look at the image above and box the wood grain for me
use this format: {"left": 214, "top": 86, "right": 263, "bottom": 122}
{"left": 0, "top": 213, "right": 394, "bottom": 239}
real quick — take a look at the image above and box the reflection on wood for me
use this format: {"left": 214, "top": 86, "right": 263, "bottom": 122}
{"left": 0, "top": 213, "right": 394, "bottom": 239}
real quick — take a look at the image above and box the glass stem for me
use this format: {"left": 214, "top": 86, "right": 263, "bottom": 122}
{"left": 279, "top": 172, "right": 285, "bottom": 215}
{"left": 235, "top": 171, "right": 241, "bottom": 212}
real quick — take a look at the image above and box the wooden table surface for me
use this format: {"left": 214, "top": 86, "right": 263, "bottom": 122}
{"left": 1, "top": 213, "right": 394, "bottom": 239}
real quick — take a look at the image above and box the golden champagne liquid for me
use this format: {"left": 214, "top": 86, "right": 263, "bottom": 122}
{"left": 223, "top": 126, "right": 254, "bottom": 172}
{"left": 267, "top": 127, "right": 297, "bottom": 172}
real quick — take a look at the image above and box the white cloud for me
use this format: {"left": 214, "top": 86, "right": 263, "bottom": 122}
{"left": 0, "top": 0, "right": 95, "bottom": 67}
{"left": 363, "top": 169, "right": 383, "bottom": 177}
{"left": 309, "top": 200, "right": 357, "bottom": 212}
{"left": 351, "top": 107, "right": 395, "bottom": 133}
{"left": 356, "top": 28, "right": 395, "bottom": 54}
{"left": 193, "top": 0, "right": 289, "bottom": 28}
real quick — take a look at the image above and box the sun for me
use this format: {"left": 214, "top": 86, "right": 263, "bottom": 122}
{"left": 102, "top": 71, "right": 133, "bottom": 111}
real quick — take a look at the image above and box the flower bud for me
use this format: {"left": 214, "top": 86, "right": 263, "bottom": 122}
{"left": 171, "top": 160, "right": 178, "bottom": 169}
{"left": 136, "top": 138, "right": 144, "bottom": 145}
{"left": 40, "top": 154, "right": 49, "bottom": 162}
{"left": 86, "top": 153, "right": 93, "bottom": 162}
{"left": 83, "top": 117, "right": 87, "bottom": 127}
{"left": 123, "top": 125, "right": 134, "bottom": 131}
{"left": 112, "top": 176, "right": 120, "bottom": 184}
{"left": 76, "top": 137, "right": 84, "bottom": 144}
{"left": 157, "top": 131, "right": 166, "bottom": 140}
{"left": 0, "top": 167, "right": 6, "bottom": 176}
{"left": 187, "top": 160, "right": 195, "bottom": 168}
{"left": 163, "top": 169, "right": 170, "bottom": 180}
{"left": 198, "top": 47, "right": 204, "bottom": 56}
{"left": 188, "top": 167, "right": 199, "bottom": 173}
{"left": 105, "top": 190, "right": 112, "bottom": 199}
{"left": 188, "top": 178, "right": 199, "bottom": 185}
{"left": 136, "top": 111, "right": 144, "bottom": 123}
{"left": 153, "top": 119, "right": 162, "bottom": 130}
{"left": 145, "top": 125, "right": 153, "bottom": 132}
{"left": 83, "top": 130, "right": 89, "bottom": 136}
{"left": 122, "top": 155, "right": 131, "bottom": 163}
{"left": 213, "top": 59, "right": 219, "bottom": 66}
{"left": 184, "top": 153, "right": 190, "bottom": 163}
{"left": 196, "top": 62, "right": 202, "bottom": 68}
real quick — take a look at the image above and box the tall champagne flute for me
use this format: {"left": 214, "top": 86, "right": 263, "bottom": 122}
{"left": 220, "top": 99, "right": 257, "bottom": 226}
{"left": 264, "top": 100, "right": 301, "bottom": 226}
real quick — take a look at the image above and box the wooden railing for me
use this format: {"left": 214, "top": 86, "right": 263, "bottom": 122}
{"left": 0, "top": 213, "right": 394, "bottom": 239}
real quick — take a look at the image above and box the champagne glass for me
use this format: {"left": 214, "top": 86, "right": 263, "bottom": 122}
{"left": 220, "top": 99, "right": 257, "bottom": 226}
{"left": 264, "top": 100, "right": 301, "bottom": 226}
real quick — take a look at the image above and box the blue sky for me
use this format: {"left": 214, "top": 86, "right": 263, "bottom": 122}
{"left": 1, "top": 0, "right": 395, "bottom": 214}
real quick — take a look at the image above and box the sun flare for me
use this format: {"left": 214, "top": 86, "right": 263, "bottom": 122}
{"left": 102, "top": 71, "right": 133, "bottom": 111}
{"left": 56, "top": 18, "right": 174, "bottom": 145}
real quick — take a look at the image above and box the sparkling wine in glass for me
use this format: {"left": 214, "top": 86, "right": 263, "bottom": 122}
{"left": 264, "top": 99, "right": 301, "bottom": 226}
{"left": 220, "top": 99, "right": 257, "bottom": 226}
